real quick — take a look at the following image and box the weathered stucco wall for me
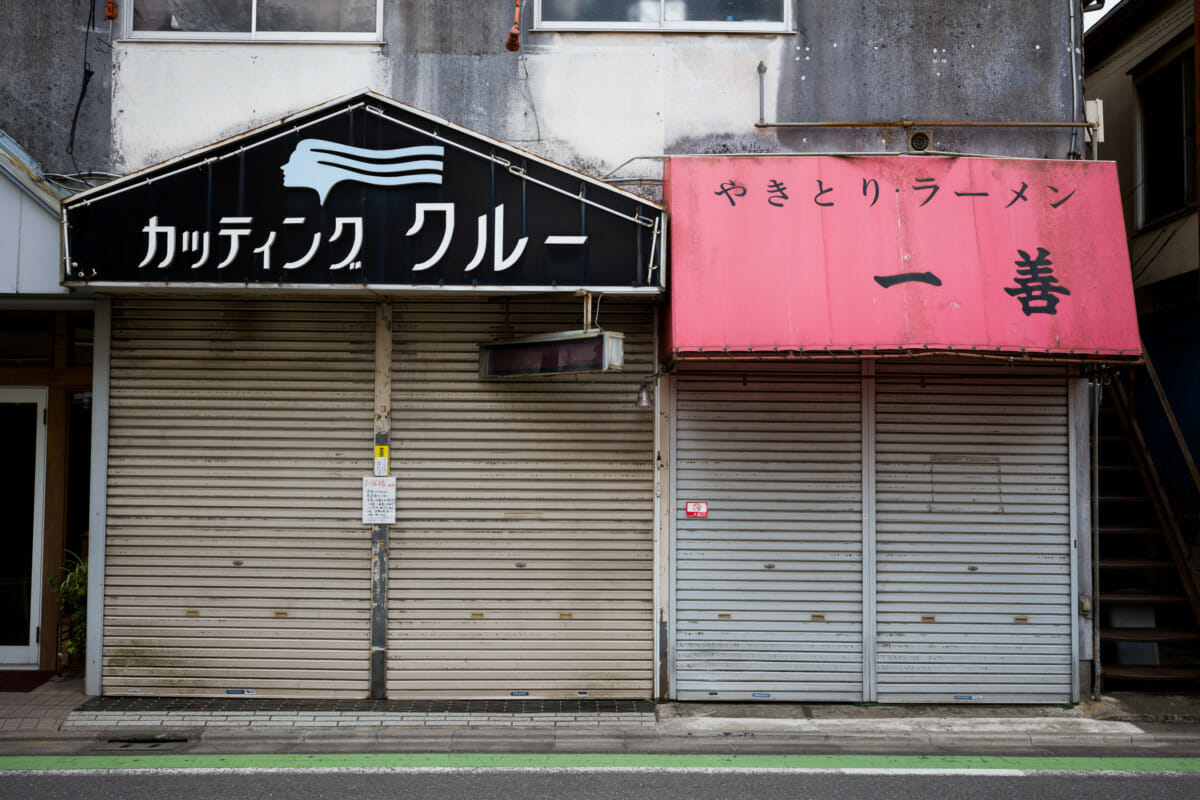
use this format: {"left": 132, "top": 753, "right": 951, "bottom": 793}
{"left": 387, "top": 1, "right": 1082, "bottom": 177}
{"left": 775, "top": 2, "right": 1079, "bottom": 156}
{"left": 0, "top": 1, "right": 114, "bottom": 175}
{"left": 10, "top": 2, "right": 1083, "bottom": 179}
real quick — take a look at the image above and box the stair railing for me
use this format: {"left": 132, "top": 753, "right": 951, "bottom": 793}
{"left": 1109, "top": 349, "right": 1200, "bottom": 629}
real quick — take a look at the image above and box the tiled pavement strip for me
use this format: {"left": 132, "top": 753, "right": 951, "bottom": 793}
{"left": 64, "top": 701, "right": 655, "bottom": 730}
{"left": 0, "top": 675, "right": 87, "bottom": 733}
{"left": 6, "top": 674, "right": 1200, "bottom": 745}
{"left": 65, "top": 695, "right": 655, "bottom": 729}
{"left": 1, "top": 676, "right": 656, "bottom": 734}
{"left": 64, "top": 712, "right": 656, "bottom": 729}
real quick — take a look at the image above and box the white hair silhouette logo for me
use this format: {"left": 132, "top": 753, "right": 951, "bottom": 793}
{"left": 281, "top": 139, "right": 445, "bottom": 203}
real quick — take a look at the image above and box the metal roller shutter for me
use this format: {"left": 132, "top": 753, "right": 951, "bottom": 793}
{"left": 672, "top": 366, "right": 865, "bottom": 701}
{"left": 387, "top": 299, "right": 655, "bottom": 699}
{"left": 103, "top": 299, "right": 376, "bottom": 697}
{"left": 874, "top": 363, "right": 1073, "bottom": 703}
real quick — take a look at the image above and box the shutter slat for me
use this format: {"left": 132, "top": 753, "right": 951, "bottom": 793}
{"left": 387, "top": 300, "right": 655, "bottom": 698}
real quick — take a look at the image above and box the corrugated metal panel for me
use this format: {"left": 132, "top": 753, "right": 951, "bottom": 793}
{"left": 387, "top": 299, "right": 655, "bottom": 698}
{"left": 103, "top": 299, "right": 375, "bottom": 697}
{"left": 874, "top": 363, "right": 1072, "bottom": 703}
{"left": 672, "top": 366, "right": 864, "bottom": 701}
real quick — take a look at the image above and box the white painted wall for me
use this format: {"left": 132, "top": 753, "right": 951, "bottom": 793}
{"left": 517, "top": 34, "right": 786, "bottom": 173}
{"left": 0, "top": 177, "right": 65, "bottom": 294}
{"left": 112, "top": 43, "right": 393, "bottom": 171}
{"left": 110, "top": 34, "right": 786, "bottom": 179}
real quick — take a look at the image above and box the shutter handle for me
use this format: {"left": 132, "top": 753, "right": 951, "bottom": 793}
{"left": 764, "top": 563, "right": 776, "bottom": 569}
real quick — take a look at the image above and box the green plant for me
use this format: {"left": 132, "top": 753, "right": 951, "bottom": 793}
{"left": 47, "top": 552, "right": 87, "bottom": 664}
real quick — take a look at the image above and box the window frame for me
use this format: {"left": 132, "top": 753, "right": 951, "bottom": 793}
{"left": 1133, "top": 34, "right": 1197, "bottom": 230}
{"left": 533, "top": 0, "right": 791, "bottom": 34}
{"left": 123, "top": 1, "right": 384, "bottom": 43}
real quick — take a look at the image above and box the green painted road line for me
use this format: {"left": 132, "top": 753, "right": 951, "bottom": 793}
{"left": 1, "top": 754, "right": 1200, "bottom": 772}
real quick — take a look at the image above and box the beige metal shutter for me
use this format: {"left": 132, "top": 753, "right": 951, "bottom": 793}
{"left": 874, "top": 363, "right": 1073, "bottom": 703}
{"left": 672, "top": 366, "right": 865, "bottom": 701}
{"left": 103, "top": 299, "right": 375, "bottom": 697}
{"left": 387, "top": 299, "right": 655, "bottom": 698}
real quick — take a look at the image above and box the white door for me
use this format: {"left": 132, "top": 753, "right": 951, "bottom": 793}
{"left": 0, "top": 387, "right": 48, "bottom": 666}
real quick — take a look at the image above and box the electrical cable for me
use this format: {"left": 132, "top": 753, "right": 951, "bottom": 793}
{"left": 67, "top": 1, "right": 99, "bottom": 172}
{"left": 1131, "top": 216, "right": 1190, "bottom": 282}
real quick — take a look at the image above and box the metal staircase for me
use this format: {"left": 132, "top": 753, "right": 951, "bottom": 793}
{"left": 1095, "top": 361, "right": 1200, "bottom": 688}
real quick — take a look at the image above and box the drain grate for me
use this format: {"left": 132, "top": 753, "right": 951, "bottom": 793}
{"left": 93, "top": 738, "right": 188, "bottom": 752}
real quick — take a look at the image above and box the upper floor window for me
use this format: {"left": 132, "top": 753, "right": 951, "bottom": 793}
{"left": 1136, "top": 43, "right": 1196, "bottom": 227}
{"left": 537, "top": 1, "right": 789, "bottom": 32}
{"left": 128, "top": 1, "right": 381, "bottom": 41}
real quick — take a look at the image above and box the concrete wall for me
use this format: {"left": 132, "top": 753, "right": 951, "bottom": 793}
{"left": 0, "top": 1, "right": 115, "bottom": 175}
{"left": 28, "top": 1, "right": 1085, "bottom": 183}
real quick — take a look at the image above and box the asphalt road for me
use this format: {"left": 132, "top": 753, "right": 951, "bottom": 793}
{"left": 1, "top": 768, "right": 1198, "bottom": 800}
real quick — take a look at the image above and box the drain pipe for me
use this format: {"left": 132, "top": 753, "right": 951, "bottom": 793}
{"left": 505, "top": 0, "right": 523, "bottom": 52}
{"left": 758, "top": 61, "right": 767, "bottom": 126}
{"left": 1068, "top": 0, "right": 1083, "bottom": 158}
{"left": 1091, "top": 376, "right": 1103, "bottom": 699}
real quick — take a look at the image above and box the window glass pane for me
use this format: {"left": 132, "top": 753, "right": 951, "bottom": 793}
{"left": 0, "top": 402, "right": 37, "bottom": 647}
{"left": 258, "top": 0, "right": 377, "bottom": 33}
{"left": 542, "top": 1, "right": 657, "bottom": 23}
{"left": 664, "top": 0, "right": 782, "bottom": 22}
{"left": 134, "top": 0, "right": 251, "bottom": 32}
{"left": 69, "top": 314, "right": 95, "bottom": 367}
{"left": 1184, "top": 50, "right": 1197, "bottom": 206}
{"left": 1140, "top": 52, "right": 1190, "bottom": 222}
{"left": 0, "top": 313, "right": 52, "bottom": 365}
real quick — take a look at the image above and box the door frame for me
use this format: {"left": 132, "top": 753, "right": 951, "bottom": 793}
{"left": 0, "top": 386, "right": 48, "bottom": 666}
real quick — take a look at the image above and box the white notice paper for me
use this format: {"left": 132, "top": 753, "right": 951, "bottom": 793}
{"left": 362, "top": 476, "right": 396, "bottom": 524}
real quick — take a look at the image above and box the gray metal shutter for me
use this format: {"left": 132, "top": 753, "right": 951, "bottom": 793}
{"left": 874, "top": 363, "right": 1073, "bottom": 703}
{"left": 103, "top": 299, "right": 375, "bottom": 697}
{"left": 672, "top": 366, "right": 865, "bottom": 701}
{"left": 387, "top": 299, "right": 655, "bottom": 698}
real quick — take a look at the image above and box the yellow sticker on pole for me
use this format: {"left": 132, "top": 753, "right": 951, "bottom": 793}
{"left": 374, "top": 445, "right": 389, "bottom": 477}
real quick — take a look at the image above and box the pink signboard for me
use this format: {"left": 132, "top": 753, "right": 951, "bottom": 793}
{"left": 663, "top": 156, "right": 1140, "bottom": 359}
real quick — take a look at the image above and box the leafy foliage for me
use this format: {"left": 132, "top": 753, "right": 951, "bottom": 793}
{"left": 47, "top": 552, "right": 87, "bottom": 664}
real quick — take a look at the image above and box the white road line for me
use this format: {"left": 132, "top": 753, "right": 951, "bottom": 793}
{"left": 3, "top": 767, "right": 1189, "bottom": 777}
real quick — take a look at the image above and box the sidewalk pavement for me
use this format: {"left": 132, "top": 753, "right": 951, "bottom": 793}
{"left": 3, "top": 673, "right": 1200, "bottom": 751}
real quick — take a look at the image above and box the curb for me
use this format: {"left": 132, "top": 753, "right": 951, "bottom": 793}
{"left": 5, "top": 722, "right": 1200, "bottom": 751}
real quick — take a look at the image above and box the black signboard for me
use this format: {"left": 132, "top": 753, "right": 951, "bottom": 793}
{"left": 64, "top": 93, "right": 664, "bottom": 293}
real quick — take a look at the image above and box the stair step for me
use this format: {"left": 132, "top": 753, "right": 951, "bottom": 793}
{"left": 1099, "top": 558, "right": 1174, "bottom": 569}
{"left": 1099, "top": 524, "right": 1162, "bottom": 536}
{"left": 1101, "top": 664, "right": 1200, "bottom": 681}
{"left": 1101, "top": 627, "right": 1200, "bottom": 643}
{"left": 1100, "top": 592, "right": 1188, "bottom": 604}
